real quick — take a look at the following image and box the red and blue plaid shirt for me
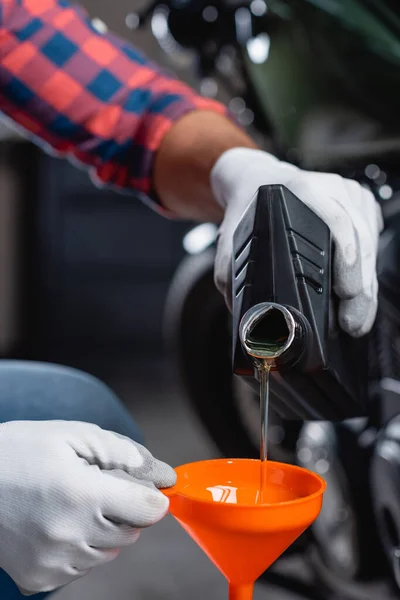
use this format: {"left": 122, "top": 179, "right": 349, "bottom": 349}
{"left": 0, "top": 0, "right": 228, "bottom": 213}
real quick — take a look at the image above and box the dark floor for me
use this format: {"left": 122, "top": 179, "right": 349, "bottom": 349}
{"left": 52, "top": 357, "right": 306, "bottom": 600}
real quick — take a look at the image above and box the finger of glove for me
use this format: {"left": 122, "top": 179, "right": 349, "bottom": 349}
{"left": 16, "top": 549, "right": 119, "bottom": 596}
{"left": 342, "top": 179, "right": 382, "bottom": 252}
{"left": 214, "top": 231, "right": 233, "bottom": 312}
{"left": 344, "top": 179, "right": 383, "bottom": 240}
{"left": 288, "top": 176, "right": 363, "bottom": 299}
{"left": 17, "top": 582, "right": 85, "bottom": 597}
{"left": 91, "top": 519, "right": 141, "bottom": 549}
{"left": 88, "top": 470, "right": 144, "bottom": 547}
{"left": 127, "top": 441, "right": 176, "bottom": 488}
{"left": 73, "top": 547, "right": 121, "bottom": 571}
{"left": 62, "top": 547, "right": 121, "bottom": 574}
{"left": 16, "top": 567, "right": 87, "bottom": 595}
{"left": 99, "top": 471, "right": 169, "bottom": 529}
{"left": 339, "top": 276, "right": 378, "bottom": 337}
{"left": 69, "top": 427, "right": 176, "bottom": 488}
{"left": 329, "top": 179, "right": 378, "bottom": 300}
{"left": 214, "top": 194, "right": 256, "bottom": 312}
{"left": 375, "top": 200, "right": 385, "bottom": 234}
{"left": 18, "top": 588, "right": 42, "bottom": 597}
{"left": 336, "top": 208, "right": 378, "bottom": 336}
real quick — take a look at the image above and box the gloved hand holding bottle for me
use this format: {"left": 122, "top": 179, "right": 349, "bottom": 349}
{"left": 154, "top": 112, "right": 384, "bottom": 339}
{"left": 210, "top": 148, "right": 384, "bottom": 338}
{"left": 0, "top": 420, "right": 175, "bottom": 595}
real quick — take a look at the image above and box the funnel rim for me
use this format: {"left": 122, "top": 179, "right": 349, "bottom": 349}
{"left": 162, "top": 458, "right": 326, "bottom": 508}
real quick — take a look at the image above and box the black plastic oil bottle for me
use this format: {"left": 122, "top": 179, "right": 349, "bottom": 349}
{"left": 232, "top": 184, "right": 368, "bottom": 421}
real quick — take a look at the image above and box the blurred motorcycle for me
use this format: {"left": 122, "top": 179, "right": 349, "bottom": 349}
{"left": 128, "top": 1, "right": 400, "bottom": 598}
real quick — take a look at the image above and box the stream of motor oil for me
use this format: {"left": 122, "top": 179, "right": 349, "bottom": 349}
{"left": 245, "top": 329, "right": 289, "bottom": 504}
{"left": 258, "top": 361, "right": 270, "bottom": 504}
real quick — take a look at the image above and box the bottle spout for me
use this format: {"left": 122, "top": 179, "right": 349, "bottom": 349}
{"left": 239, "top": 302, "right": 307, "bottom": 370}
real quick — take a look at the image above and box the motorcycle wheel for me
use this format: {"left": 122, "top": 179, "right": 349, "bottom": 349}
{"left": 298, "top": 420, "right": 386, "bottom": 584}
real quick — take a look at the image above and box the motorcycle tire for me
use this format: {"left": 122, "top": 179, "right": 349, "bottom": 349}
{"left": 298, "top": 421, "right": 386, "bottom": 583}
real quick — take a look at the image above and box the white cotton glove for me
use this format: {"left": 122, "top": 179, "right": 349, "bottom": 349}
{"left": 211, "top": 148, "right": 384, "bottom": 338}
{"left": 0, "top": 420, "right": 176, "bottom": 595}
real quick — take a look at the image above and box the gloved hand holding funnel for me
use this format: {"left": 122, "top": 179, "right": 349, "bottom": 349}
{"left": 0, "top": 420, "right": 176, "bottom": 595}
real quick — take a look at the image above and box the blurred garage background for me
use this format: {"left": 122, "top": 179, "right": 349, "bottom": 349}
{"left": 3, "top": 1, "right": 400, "bottom": 599}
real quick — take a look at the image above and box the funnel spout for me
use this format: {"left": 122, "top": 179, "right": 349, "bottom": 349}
{"left": 229, "top": 583, "right": 254, "bottom": 600}
{"left": 239, "top": 302, "right": 308, "bottom": 370}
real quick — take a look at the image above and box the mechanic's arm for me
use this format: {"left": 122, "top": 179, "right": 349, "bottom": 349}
{"left": 0, "top": 0, "right": 236, "bottom": 216}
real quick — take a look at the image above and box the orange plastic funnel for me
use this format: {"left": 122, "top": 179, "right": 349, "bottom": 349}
{"left": 162, "top": 458, "right": 325, "bottom": 600}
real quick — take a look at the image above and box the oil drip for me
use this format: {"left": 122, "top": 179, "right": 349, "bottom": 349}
{"left": 257, "top": 360, "right": 270, "bottom": 503}
{"left": 239, "top": 303, "right": 296, "bottom": 504}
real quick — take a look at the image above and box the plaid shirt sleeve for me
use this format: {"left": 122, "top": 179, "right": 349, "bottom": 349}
{"left": 0, "top": 0, "right": 230, "bottom": 213}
